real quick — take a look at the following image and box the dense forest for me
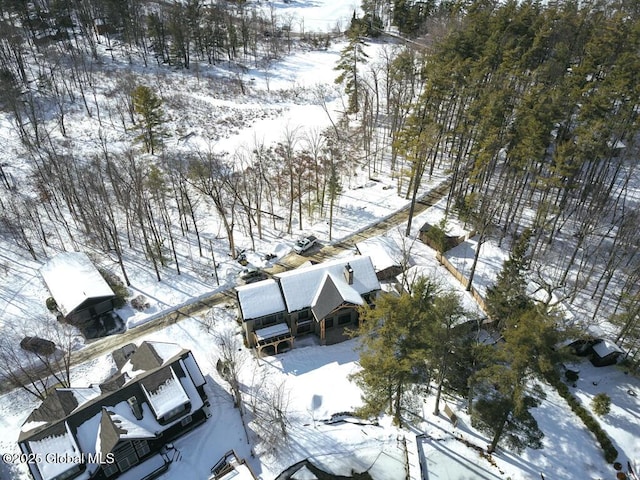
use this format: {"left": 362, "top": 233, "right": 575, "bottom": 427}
{"left": 365, "top": 0, "right": 640, "bottom": 364}
{"left": 0, "top": 0, "right": 638, "bottom": 370}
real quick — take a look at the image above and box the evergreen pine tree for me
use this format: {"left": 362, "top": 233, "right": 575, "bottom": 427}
{"left": 485, "top": 228, "right": 533, "bottom": 329}
{"left": 471, "top": 307, "right": 561, "bottom": 453}
{"left": 350, "top": 277, "right": 438, "bottom": 425}
{"left": 132, "top": 85, "right": 166, "bottom": 154}
{"left": 334, "top": 17, "right": 369, "bottom": 114}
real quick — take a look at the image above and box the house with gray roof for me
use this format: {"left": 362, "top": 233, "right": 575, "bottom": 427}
{"left": 236, "top": 256, "right": 380, "bottom": 356}
{"left": 18, "top": 341, "right": 209, "bottom": 480}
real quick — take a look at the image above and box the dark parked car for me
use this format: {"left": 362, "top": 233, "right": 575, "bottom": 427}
{"left": 237, "top": 268, "right": 267, "bottom": 285}
{"left": 20, "top": 336, "right": 56, "bottom": 356}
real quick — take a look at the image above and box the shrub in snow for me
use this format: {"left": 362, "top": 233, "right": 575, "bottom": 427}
{"left": 564, "top": 369, "right": 579, "bottom": 384}
{"left": 46, "top": 297, "right": 58, "bottom": 312}
{"left": 131, "top": 295, "right": 150, "bottom": 312}
{"left": 98, "top": 268, "right": 129, "bottom": 307}
{"left": 591, "top": 393, "right": 611, "bottom": 417}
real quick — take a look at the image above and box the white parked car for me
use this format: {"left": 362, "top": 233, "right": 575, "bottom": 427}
{"left": 293, "top": 235, "right": 318, "bottom": 254}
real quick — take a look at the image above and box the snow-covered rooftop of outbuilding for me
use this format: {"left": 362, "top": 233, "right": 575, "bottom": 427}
{"left": 356, "top": 236, "right": 402, "bottom": 272}
{"left": 141, "top": 368, "right": 190, "bottom": 418}
{"left": 39, "top": 252, "right": 114, "bottom": 316}
{"left": 592, "top": 339, "right": 624, "bottom": 357}
{"left": 213, "top": 451, "right": 257, "bottom": 480}
{"left": 236, "top": 279, "right": 286, "bottom": 320}
{"left": 276, "top": 256, "right": 380, "bottom": 313}
{"left": 218, "top": 462, "right": 255, "bottom": 480}
{"left": 28, "top": 422, "right": 81, "bottom": 480}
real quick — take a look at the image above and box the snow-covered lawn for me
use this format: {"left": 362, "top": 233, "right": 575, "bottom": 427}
{"left": 1, "top": 0, "right": 639, "bottom": 479}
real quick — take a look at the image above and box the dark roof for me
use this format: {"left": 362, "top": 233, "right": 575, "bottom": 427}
{"left": 19, "top": 342, "right": 198, "bottom": 447}
{"left": 99, "top": 408, "right": 122, "bottom": 455}
{"left": 112, "top": 343, "right": 138, "bottom": 370}
{"left": 311, "top": 273, "right": 363, "bottom": 321}
{"left": 139, "top": 366, "right": 173, "bottom": 393}
{"left": 311, "top": 275, "right": 343, "bottom": 321}
{"left": 98, "top": 407, "right": 157, "bottom": 455}
{"left": 130, "top": 342, "right": 164, "bottom": 372}
{"left": 26, "top": 390, "right": 78, "bottom": 424}
{"left": 99, "top": 372, "right": 127, "bottom": 394}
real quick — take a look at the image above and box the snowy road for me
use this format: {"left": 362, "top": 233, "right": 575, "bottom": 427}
{"left": 0, "top": 179, "right": 451, "bottom": 396}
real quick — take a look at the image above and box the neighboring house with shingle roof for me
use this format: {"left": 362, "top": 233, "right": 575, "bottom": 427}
{"left": 18, "top": 341, "right": 209, "bottom": 480}
{"left": 236, "top": 256, "right": 380, "bottom": 355}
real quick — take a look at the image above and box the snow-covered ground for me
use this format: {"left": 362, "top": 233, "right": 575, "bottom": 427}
{"left": 2, "top": 303, "right": 638, "bottom": 480}
{"left": 1, "top": 0, "right": 639, "bottom": 479}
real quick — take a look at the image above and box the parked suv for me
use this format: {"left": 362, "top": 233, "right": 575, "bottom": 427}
{"left": 293, "top": 235, "right": 318, "bottom": 254}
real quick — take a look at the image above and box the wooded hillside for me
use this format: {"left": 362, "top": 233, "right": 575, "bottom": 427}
{"left": 0, "top": 0, "right": 638, "bottom": 365}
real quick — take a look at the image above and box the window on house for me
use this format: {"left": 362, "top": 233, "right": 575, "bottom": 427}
{"left": 325, "top": 318, "right": 334, "bottom": 329}
{"left": 102, "top": 462, "right": 119, "bottom": 478}
{"left": 262, "top": 315, "right": 276, "bottom": 326}
{"left": 114, "top": 442, "right": 138, "bottom": 472}
{"left": 297, "top": 321, "right": 312, "bottom": 334}
{"left": 298, "top": 309, "right": 310, "bottom": 320}
{"left": 338, "top": 313, "right": 352, "bottom": 325}
{"left": 54, "top": 464, "right": 83, "bottom": 480}
{"left": 133, "top": 440, "right": 150, "bottom": 458}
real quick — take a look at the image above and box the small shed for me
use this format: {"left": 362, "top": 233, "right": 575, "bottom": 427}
{"left": 590, "top": 339, "right": 624, "bottom": 367}
{"left": 419, "top": 222, "right": 470, "bottom": 253}
{"left": 355, "top": 237, "right": 403, "bottom": 281}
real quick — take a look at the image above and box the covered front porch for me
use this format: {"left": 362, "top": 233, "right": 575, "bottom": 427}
{"left": 253, "top": 323, "right": 295, "bottom": 357}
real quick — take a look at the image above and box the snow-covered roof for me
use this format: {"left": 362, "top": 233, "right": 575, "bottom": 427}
{"left": 141, "top": 367, "right": 190, "bottom": 418}
{"left": 592, "top": 340, "right": 624, "bottom": 357}
{"left": 60, "top": 386, "right": 102, "bottom": 412}
{"left": 356, "top": 237, "right": 401, "bottom": 272}
{"left": 105, "top": 410, "right": 156, "bottom": 439}
{"left": 255, "top": 323, "right": 291, "bottom": 342}
{"left": 211, "top": 451, "right": 257, "bottom": 480}
{"left": 236, "top": 279, "right": 286, "bottom": 320}
{"left": 276, "top": 256, "right": 380, "bottom": 313}
{"left": 144, "top": 341, "right": 184, "bottom": 362}
{"left": 40, "top": 252, "right": 115, "bottom": 316}
{"left": 28, "top": 422, "right": 81, "bottom": 480}
{"left": 181, "top": 355, "right": 206, "bottom": 387}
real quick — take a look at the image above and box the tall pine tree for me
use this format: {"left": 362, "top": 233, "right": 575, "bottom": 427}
{"left": 132, "top": 85, "right": 166, "bottom": 154}
{"left": 485, "top": 228, "right": 533, "bottom": 329}
{"left": 334, "top": 14, "right": 369, "bottom": 114}
{"left": 350, "top": 277, "right": 438, "bottom": 425}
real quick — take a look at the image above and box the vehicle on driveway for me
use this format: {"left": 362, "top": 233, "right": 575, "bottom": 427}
{"left": 293, "top": 235, "right": 318, "bottom": 254}
{"left": 237, "top": 268, "right": 268, "bottom": 285}
{"left": 20, "top": 336, "right": 56, "bottom": 356}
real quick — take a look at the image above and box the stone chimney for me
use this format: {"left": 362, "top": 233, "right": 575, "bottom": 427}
{"left": 344, "top": 263, "right": 354, "bottom": 285}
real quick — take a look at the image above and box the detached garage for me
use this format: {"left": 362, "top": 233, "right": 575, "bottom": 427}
{"left": 40, "top": 252, "right": 121, "bottom": 338}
